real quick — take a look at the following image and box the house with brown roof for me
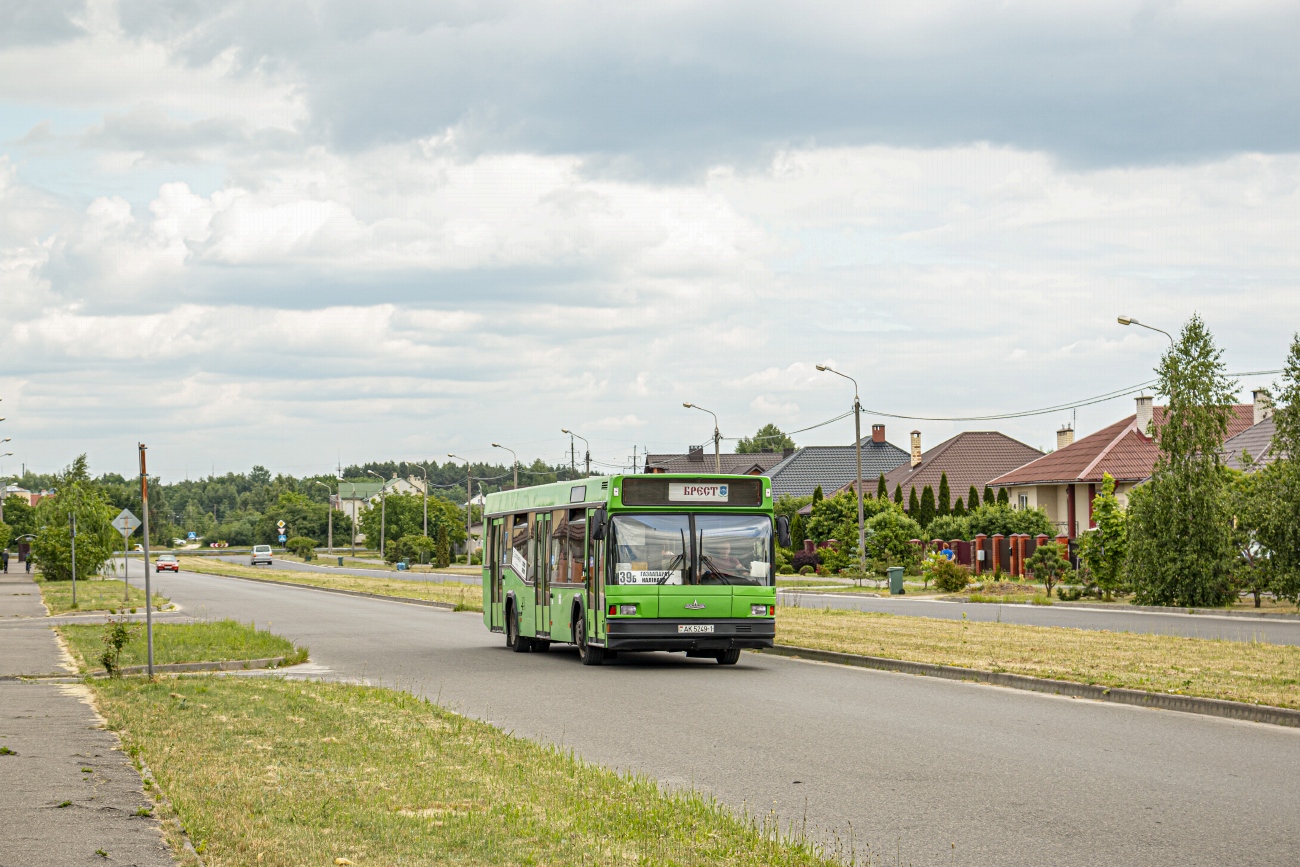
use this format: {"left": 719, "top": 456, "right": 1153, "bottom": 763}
{"left": 988, "top": 394, "right": 1262, "bottom": 538}
{"left": 1223, "top": 393, "right": 1279, "bottom": 470}
{"left": 845, "top": 430, "right": 1044, "bottom": 510}
{"left": 644, "top": 446, "right": 792, "bottom": 475}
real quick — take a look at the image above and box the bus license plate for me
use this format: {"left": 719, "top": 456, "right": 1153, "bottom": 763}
{"left": 678, "top": 624, "right": 714, "bottom": 633}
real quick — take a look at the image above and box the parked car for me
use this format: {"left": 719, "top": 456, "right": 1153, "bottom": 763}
{"left": 155, "top": 554, "right": 179, "bottom": 573}
{"left": 251, "top": 544, "right": 273, "bottom": 566}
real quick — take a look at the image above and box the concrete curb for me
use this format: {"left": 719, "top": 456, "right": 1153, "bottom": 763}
{"left": 762, "top": 644, "right": 1300, "bottom": 729}
{"left": 86, "top": 656, "right": 291, "bottom": 677}
{"left": 192, "top": 570, "right": 459, "bottom": 610}
{"left": 1051, "top": 601, "right": 1300, "bottom": 621}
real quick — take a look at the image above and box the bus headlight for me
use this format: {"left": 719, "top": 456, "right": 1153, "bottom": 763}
{"left": 751, "top": 604, "right": 774, "bottom": 616}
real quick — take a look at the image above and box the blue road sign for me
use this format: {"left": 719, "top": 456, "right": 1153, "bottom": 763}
{"left": 187, "top": 532, "right": 197, "bottom": 540}
{"left": 278, "top": 534, "right": 287, "bottom": 543}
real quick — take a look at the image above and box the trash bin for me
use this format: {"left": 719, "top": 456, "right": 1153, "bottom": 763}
{"left": 888, "top": 566, "right": 905, "bottom": 595}
{"left": 337, "top": 556, "right": 344, "bottom": 566}
{"left": 396, "top": 561, "right": 408, "bottom": 571}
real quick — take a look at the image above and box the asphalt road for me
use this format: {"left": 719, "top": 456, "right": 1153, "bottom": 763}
{"left": 778, "top": 590, "right": 1300, "bottom": 645}
{"left": 163, "top": 567, "right": 1299, "bottom": 866}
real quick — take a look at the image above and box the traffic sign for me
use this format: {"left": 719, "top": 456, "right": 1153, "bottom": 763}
{"left": 278, "top": 534, "right": 287, "bottom": 543}
{"left": 112, "top": 509, "right": 141, "bottom": 536}
{"left": 277, "top": 520, "right": 286, "bottom": 529}
{"left": 187, "top": 531, "right": 197, "bottom": 540}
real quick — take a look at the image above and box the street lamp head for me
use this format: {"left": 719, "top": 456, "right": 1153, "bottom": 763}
{"left": 491, "top": 442, "right": 501, "bottom": 448}
{"left": 1117, "top": 315, "right": 1134, "bottom": 326}
{"left": 815, "top": 364, "right": 829, "bottom": 372}
{"left": 682, "top": 403, "right": 693, "bottom": 409}
{"left": 561, "top": 428, "right": 570, "bottom": 434}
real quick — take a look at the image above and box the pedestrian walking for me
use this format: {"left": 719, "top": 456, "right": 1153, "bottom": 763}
{"left": 1, "top": 548, "right": 8, "bottom": 573}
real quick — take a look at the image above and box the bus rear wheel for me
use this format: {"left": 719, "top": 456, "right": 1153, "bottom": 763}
{"left": 715, "top": 648, "right": 741, "bottom": 665}
{"left": 507, "top": 605, "right": 531, "bottom": 653}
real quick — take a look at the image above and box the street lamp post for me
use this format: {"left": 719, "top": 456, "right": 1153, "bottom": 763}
{"left": 449, "top": 454, "right": 473, "bottom": 563}
{"left": 492, "top": 443, "right": 518, "bottom": 489}
{"left": 817, "top": 365, "right": 866, "bottom": 574}
{"left": 682, "top": 403, "right": 722, "bottom": 473}
{"left": 366, "top": 470, "right": 388, "bottom": 558}
{"left": 412, "top": 463, "right": 433, "bottom": 538}
{"left": 312, "top": 480, "right": 333, "bottom": 554}
{"left": 561, "top": 429, "right": 590, "bottom": 477}
{"left": 138, "top": 443, "right": 154, "bottom": 677}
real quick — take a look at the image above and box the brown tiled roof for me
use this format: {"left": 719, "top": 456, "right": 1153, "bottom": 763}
{"left": 643, "top": 451, "right": 788, "bottom": 475}
{"left": 1223, "top": 417, "right": 1279, "bottom": 471}
{"left": 836, "top": 432, "right": 1044, "bottom": 507}
{"left": 990, "top": 404, "right": 1257, "bottom": 487}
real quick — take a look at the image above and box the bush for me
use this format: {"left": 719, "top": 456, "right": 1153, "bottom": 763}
{"left": 388, "top": 534, "right": 435, "bottom": 565}
{"left": 798, "top": 565, "right": 814, "bottom": 575}
{"left": 863, "top": 509, "right": 923, "bottom": 564}
{"left": 777, "top": 564, "right": 795, "bottom": 575}
{"left": 966, "top": 503, "right": 1054, "bottom": 539}
{"left": 925, "top": 554, "right": 971, "bottom": 593}
{"left": 285, "top": 537, "right": 317, "bottom": 561}
{"left": 1026, "top": 541, "right": 1070, "bottom": 597}
{"left": 791, "top": 549, "right": 821, "bottom": 572}
{"left": 926, "top": 514, "right": 970, "bottom": 542}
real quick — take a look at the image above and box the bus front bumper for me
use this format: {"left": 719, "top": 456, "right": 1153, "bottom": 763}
{"left": 604, "top": 618, "right": 775, "bottom": 652}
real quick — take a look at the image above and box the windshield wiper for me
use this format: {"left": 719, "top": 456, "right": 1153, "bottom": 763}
{"left": 699, "top": 553, "right": 737, "bottom": 585}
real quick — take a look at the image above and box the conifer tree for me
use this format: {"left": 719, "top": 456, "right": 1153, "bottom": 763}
{"left": 919, "top": 485, "right": 936, "bottom": 529}
{"left": 937, "top": 473, "right": 951, "bottom": 517}
{"left": 894, "top": 483, "right": 903, "bottom": 505}
{"left": 812, "top": 485, "right": 823, "bottom": 505}
{"left": 877, "top": 474, "right": 888, "bottom": 500}
{"left": 983, "top": 485, "right": 995, "bottom": 505}
{"left": 953, "top": 497, "right": 966, "bottom": 518}
{"left": 968, "top": 485, "right": 981, "bottom": 511}
{"left": 997, "top": 487, "right": 1010, "bottom": 506}
{"left": 907, "top": 486, "right": 919, "bottom": 516}
{"left": 790, "top": 513, "right": 807, "bottom": 551}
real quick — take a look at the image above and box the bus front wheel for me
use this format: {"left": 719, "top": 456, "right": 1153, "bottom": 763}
{"left": 576, "top": 611, "right": 604, "bottom": 666}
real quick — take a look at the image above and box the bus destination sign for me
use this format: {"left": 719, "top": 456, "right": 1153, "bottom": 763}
{"left": 669, "top": 483, "right": 729, "bottom": 502}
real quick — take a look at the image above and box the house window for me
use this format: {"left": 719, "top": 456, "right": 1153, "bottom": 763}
{"left": 1018, "top": 494, "right": 1028, "bottom": 510}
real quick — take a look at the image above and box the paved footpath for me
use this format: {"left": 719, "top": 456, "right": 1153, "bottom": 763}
{"left": 0, "top": 572, "right": 174, "bottom": 867}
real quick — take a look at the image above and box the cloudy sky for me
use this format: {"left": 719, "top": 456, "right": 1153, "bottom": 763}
{"left": 3, "top": 0, "right": 1299, "bottom": 481}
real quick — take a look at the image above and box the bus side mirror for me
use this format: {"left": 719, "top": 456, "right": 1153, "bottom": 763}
{"left": 590, "top": 507, "right": 608, "bottom": 541}
{"left": 776, "top": 515, "right": 791, "bottom": 548}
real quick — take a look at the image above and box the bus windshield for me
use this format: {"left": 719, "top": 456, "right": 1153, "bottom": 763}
{"left": 611, "top": 514, "right": 772, "bottom": 586}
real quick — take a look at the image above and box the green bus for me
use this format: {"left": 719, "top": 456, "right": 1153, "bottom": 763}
{"left": 482, "top": 473, "right": 790, "bottom": 666}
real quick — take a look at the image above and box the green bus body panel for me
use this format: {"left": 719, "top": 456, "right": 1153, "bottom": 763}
{"left": 481, "top": 474, "right": 777, "bottom": 647}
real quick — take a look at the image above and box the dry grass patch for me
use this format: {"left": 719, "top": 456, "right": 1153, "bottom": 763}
{"left": 179, "top": 558, "right": 482, "bottom": 611}
{"left": 90, "top": 677, "right": 840, "bottom": 867}
{"left": 778, "top": 605, "right": 1300, "bottom": 709}
{"left": 35, "top": 574, "right": 169, "bottom": 615}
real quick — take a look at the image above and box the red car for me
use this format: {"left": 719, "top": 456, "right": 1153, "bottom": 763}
{"left": 155, "top": 554, "right": 179, "bottom": 573}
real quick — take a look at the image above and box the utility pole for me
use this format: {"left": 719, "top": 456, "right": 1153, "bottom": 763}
{"left": 366, "top": 470, "right": 387, "bottom": 558}
{"left": 139, "top": 443, "right": 154, "bottom": 677}
{"left": 817, "top": 365, "right": 866, "bottom": 574}
{"left": 449, "top": 454, "right": 473, "bottom": 563}
{"left": 68, "top": 512, "right": 77, "bottom": 607}
{"left": 683, "top": 403, "right": 722, "bottom": 473}
{"left": 313, "top": 480, "right": 333, "bottom": 553}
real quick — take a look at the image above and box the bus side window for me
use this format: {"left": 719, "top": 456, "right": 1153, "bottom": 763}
{"left": 512, "top": 513, "right": 533, "bottom": 582}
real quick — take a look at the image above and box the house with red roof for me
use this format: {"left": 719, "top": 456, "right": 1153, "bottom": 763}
{"left": 987, "top": 394, "right": 1263, "bottom": 538}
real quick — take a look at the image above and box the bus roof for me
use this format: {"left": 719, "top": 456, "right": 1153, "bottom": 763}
{"left": 483, "top": 473, "right": 773, "bottom": 517}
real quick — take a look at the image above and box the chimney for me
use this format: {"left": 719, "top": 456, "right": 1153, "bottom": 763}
{"left": 1056, "top": 425, "right": 1075, "bottom": 451}
{"left": 1135, "top": 395, "right": 1154, "bottom": 436}
{"left": 1253, "top": 389, "right": 1274, "bottom": 425}
{"left": 782, "top": 447, "right": 795, "bottom": 459}
{"left": 910, "top": 430, "right": 922, "bottom": 468}
{"left": 872, "top": 423, "right": 885, "bottom": 444}
{"left": 687, "top": 445, "right": 704, "bottom": 462}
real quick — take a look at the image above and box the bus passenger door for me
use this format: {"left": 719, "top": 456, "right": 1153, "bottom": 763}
{"left": 489, "top": 519, "right": 504, "bottom": 629}
{"left": 534, "top": 513, "right": 550, "bottom": 636}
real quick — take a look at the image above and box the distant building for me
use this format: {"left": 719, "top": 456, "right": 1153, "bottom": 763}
{"left": 989, "top": 394, "right": 1260, "bottom": 538}
{"left": 766, "top": 424, "right": 909, "bottom": 501}
{"left": 644, "top": 447, "right": 791, "bottom": 476}
{"left": 872, "top": 430, "right": 1045, "bottom": 512}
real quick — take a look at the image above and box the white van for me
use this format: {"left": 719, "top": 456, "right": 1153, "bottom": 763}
{"left": 251, "top": 544, "right": 273, "bottom": 566}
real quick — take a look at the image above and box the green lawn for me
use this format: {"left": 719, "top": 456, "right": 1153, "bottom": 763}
{"left": 91, "top": 677, "right": 842, "bottom": 867}
{"left": 58, "top": 620, "right": 307, "bottom": 671}
{"left": 35, "top": 575, "right": 169, "bottom": 615}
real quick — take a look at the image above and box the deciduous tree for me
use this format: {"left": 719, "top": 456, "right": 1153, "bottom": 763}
{"left": 736, "top": 423, "right": 796, "bottom": 454}
{"left": 1076, "top": 473, "right": 1127, "bottom": 599}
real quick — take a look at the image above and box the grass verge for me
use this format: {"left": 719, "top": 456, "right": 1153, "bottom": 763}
{"left": 180, "top": 557, "right": 483, "bottom": 611}
{"left": 58, "top": 619, "right": 308, "bottom": 671}
{"left": 777, "top": 604, "right": 1300, "bottom": 709}
{"left": 90, "top": 676, "right": 841, "bottom": 867}
{"left": 35, "top": 575, "right": 170, "bottom": 615}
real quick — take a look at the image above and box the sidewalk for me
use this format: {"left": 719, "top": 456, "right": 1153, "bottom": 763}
{"left": 0, "top": 573, "right": 176, "bottom": 866}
